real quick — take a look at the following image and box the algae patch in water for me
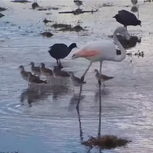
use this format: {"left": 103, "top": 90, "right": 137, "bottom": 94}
{"left": 82, "top": 135, "right": 131, "bottom": 149}
{"left": 32, "top": 2, "right": 39, "bottom": 9}
{"left": 0, "top": 13, "right": 4, "bottom": 18}
{"left": 41, "top": 31, "right": 53, "bottom": 37}
{"left": 59, "top": 8, "right": 98, "bottom": 15}
{"left": 51, "top": 23, "right": 85, "bottom": 32}
{"left": 11, "top": 0, "right": 31, "bottom": 3}
{"left": 0, "top": 7, "right": 7, "bottom": 12}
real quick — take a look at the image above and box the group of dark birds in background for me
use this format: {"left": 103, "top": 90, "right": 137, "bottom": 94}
{"left": 48, "top": 43, "right": 77, "bottom": 66}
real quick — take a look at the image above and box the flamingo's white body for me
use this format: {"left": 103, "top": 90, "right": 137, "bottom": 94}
{"left": 75, "top": 40, "right": 119, "bottom": 62}
{"left": 72, "top": 26, "right": 131, "bottom": 83}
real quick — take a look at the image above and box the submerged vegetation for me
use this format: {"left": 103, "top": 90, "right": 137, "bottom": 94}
{"left": 41, "top": 31, "right": 53, "bottom": 37}
{"left": 0, "top": 7, "right": 7, "bottom": 12}
{"left": 51, "top": 23, "right": 85, "bottom": 32}
{"left": 0, "top": 13, "right": 4, "bottom": 18}
{"left": 59, "top": 8, "right": 98, "bottom": 15}
{"left": 11, "top": 0, "right": 31, "bottom": 3}
{"left": 82, "top": 135, "right": 131, "bottom": 149}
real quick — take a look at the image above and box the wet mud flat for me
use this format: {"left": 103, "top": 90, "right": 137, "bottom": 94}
{"left": 0, "top": 0, "right": 153, "bottom": 153}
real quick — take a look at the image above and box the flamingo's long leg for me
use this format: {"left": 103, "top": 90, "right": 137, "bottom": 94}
{"left": 76, "top": 62, "right": 92, "bottom": 109}
{"left": 98, "top": 61, "right": 102, "bottom": 137}
{"left": 81, "top": 62, "right": 92, "bottom": 81}
{"left": 98, "top": 61, "right": 102, "bottom": 85}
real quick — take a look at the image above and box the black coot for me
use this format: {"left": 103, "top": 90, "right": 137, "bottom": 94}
{"left": 48, "top": 43, "right": 77, "bottom": 65}
{"left": 113, "top": 10, "right": 141, "bottom": 28}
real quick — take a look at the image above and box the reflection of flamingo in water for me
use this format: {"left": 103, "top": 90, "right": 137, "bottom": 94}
{"left": 76, "top": 89, "right": 102, "bottom": 153}
{"left": 76, "top": 107, "right": 84, "bottom": 143}
{"left": 72, "top": 26, "right": 130, "bottom": 108}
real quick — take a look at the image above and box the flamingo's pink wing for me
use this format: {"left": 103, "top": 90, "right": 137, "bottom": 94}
{"left": 76, "top": 50, "right": 101, "bottom": 57}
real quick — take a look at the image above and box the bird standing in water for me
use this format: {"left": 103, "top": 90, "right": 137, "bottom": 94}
{"left": 40, "top": 63, "right": 54, "bottom": 83}
{"left": 69, "top": 72, "right": 86, "bottom": 92}
{"left": 18, "top": 65, "right": 32, "bottom": 82}
{"left": 72, "top": 26, "right": 130, "bottom": 85}
{"left": 27, "top": 73, "right": 47, "bottom": 85}
{"left": 94, "top": 69, "right": 114, "bottom": 86}
{"left": 48, "top": 43, "right": 77, "bottom": 66}
{"left": 29, "top": 62, "right": 41, "bottom": 77}
{"left": 113, "top": 10, "right": 141, "bottom": 28}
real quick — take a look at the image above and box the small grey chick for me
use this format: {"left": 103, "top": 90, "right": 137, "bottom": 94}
{"left": 94, "top": 69, "right": 114, "bottom": 86}
{"left": 40, "top": 63, "right": 54, "bottom": 83}
{"left": 18, "top": 65, "right": 32, "bottom": 82}
{"left": 28, "top": 73, "right": 47, "bottom": 85}
{"left": 69, "top": 72, "right": 86, "bottom": 92}
{"left": 29, "top": 62, "right": 41, "bottom": 76}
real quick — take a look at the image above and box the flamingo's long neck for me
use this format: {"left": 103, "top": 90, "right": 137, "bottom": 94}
{"left": 113, "top": 30, "right": 126, "bottom": 62}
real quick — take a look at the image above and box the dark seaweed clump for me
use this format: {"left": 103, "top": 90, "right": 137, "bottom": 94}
{"left": 0, "top": 7, "right": 7, "bottom": 12}
{"left": 0, "top": 13, "right": 4, "bottom": 18}
{"left": 11, "top": 0, "right": 31, "bottom": 3}
{"left": 41, "top": 32, "right": 53, "bottom": 37}
{"left": 103, "top": 3, "right": 114, "bottom": 7}
{"left": 82, "top": 135, "right": 131, "bottom": 149}
{"left": 32, "top": 2, "right": 39, "bottom": 9}
{"left": 51, "top": 23, "right": 85, "bottom": 32}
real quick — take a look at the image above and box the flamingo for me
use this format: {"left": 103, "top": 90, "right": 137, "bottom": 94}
{"left": 72, "top": 26, "right": 131, "bottom": 85}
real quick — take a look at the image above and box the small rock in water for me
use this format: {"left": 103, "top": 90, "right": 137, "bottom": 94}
{"left": 32, "top": 2, "right": 39, "bottom": 9}
{"left": 0, "top": 13, "right": 4, "bottom": 18}
{"left": 41, "top": 32, "right": 53, "bottom": 37}
{"left": 0, "top": 7, "right": 7, "bottom": 12}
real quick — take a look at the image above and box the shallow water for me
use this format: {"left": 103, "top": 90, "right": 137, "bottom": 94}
{"left": 0, "top": 0, "right": 153, "bottom": 153}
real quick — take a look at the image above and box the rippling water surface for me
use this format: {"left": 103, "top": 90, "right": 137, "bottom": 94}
{"left": 0, "top": 0, "right": 153, "bottom": 153}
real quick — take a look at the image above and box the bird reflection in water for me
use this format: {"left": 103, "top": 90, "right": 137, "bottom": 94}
{"left": 20, "top": 87, "right": 50, "bottom": 107}
{"left": 94, "top": 87, "right": 109, "bottom": 102}
{"left": 76, "top": 90, "right": 103, "bottom": 153}
{"left": 20, "top": 84, "right": 70, "bottom": 107}
{"left": 51, "top": 85, "right": 70, "bottom": 100}
{"left": 68, "top": 93, "right": 85, "bottom": 110}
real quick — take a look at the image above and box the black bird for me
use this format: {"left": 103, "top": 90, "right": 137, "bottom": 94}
{"left": 48, "top": 43, "right": 77, "bottom": 65}
{"left": 113, "top": 10, "right": 141, "bottom": 28}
